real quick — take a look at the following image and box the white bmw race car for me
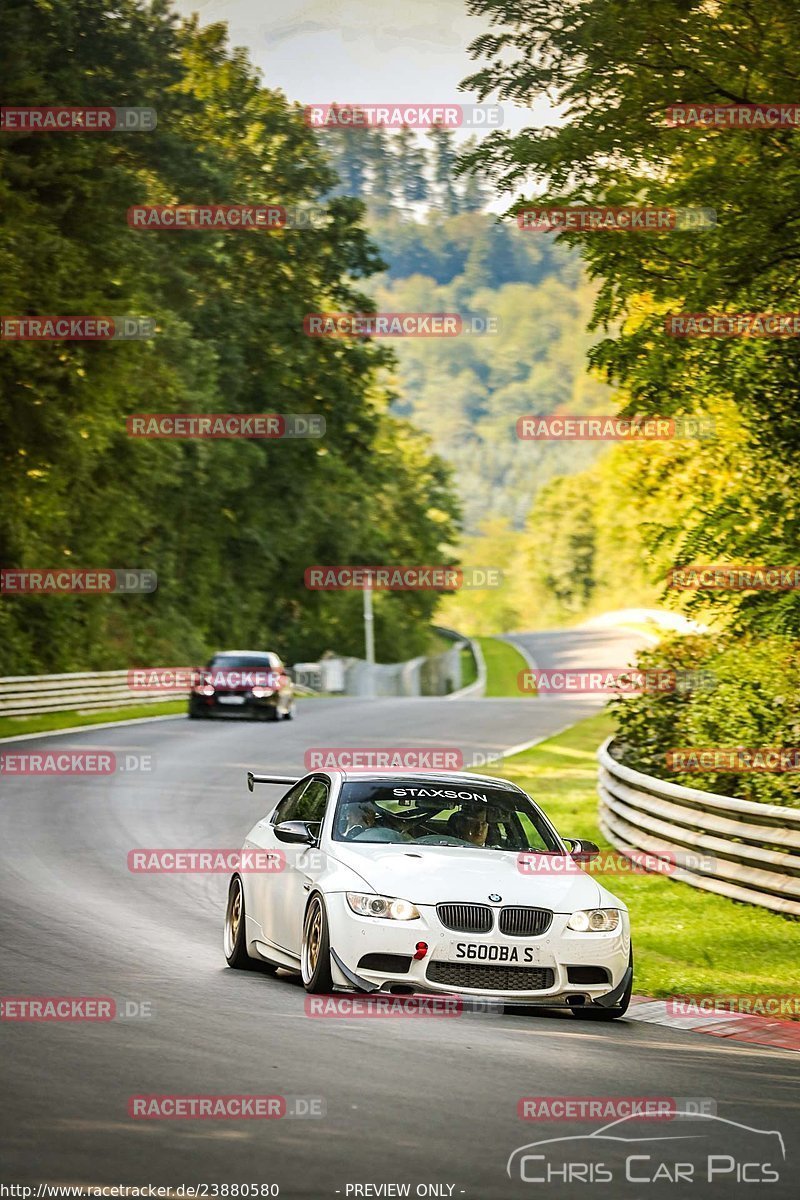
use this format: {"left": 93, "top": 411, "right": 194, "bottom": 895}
{"left": 224, "top": 769, "right": 633, "bottom": 1018}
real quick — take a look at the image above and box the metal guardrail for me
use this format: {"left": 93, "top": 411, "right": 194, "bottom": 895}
{"left": 0, "top": 670, "right": 179, "bottom": 717}
{"left": 0, "top": 630, "right": 479, "bottom": 717}
{"left": 0, "top": 669, "right": 320, "bottom": 717}
{"left": 333, "top": 626, "right": 480, "bottom": 698}
{"left": 433, "top": 625, "right": 485, "bottom": 699}
{"left": 597, "top": 737, "right": 800, "bottom": 918}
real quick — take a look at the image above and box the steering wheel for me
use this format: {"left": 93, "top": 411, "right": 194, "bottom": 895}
{"left": 350, "top": 827, "right": 407, "bottom": 843}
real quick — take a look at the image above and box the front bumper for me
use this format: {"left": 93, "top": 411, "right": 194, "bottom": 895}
{"left": 190, "top": 692, "right": 282, "bottom": 716}
{"left": 325, "top": 893, "right": 631, "bottom": 1005}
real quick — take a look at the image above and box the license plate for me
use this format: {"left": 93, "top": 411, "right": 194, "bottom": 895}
{"left": 453, "top": 942, "right": 540, "bottom": 965}
{"left": 217, "top": 695, "right": 245, "bottom": 705}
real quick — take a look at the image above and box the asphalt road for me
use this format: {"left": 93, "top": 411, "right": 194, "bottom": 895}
{"left": 1, "top": 628, "right": 797, "bottom": 1197}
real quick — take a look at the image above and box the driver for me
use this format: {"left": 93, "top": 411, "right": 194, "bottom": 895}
{"left": 449, "top": 803, "right": 489, "bottom": 847}
{"left": 340, "top": 802, "right": 378, "bottom": 839}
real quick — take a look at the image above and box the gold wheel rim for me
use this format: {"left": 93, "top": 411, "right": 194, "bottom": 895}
{"left": 302, "top": 900, "right": 322, "bottom": 982}
{"left": 225, "top": 879, "right": 243, "bottom": 956}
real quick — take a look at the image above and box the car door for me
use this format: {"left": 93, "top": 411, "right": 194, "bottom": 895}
{"left": 247, "top": 779, "right": 309, "bottom": 949}
{"left": 270, "top": 777, "right": 331, "bottom": 955}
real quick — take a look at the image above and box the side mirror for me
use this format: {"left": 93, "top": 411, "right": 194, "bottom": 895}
{"left": 274, "top": 820, "right": 316, "bottom": 845}
{"left": 565, "top": 838, "right": 600, "bottom": 862}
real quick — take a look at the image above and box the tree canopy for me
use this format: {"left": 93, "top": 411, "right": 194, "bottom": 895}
{"left": 459, "top": 0, "right": 800, "bottom": 639}
{"left": 0, "top": 0, "right": 460, "bottom": 671}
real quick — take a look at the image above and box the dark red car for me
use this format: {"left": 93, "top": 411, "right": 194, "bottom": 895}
{"left": 188, "top": 650, "right": 295, "bottom": 721}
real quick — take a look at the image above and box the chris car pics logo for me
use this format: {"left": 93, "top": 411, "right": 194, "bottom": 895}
{"left": 507, "top": 1112, "right": 785, "bottom": 1185}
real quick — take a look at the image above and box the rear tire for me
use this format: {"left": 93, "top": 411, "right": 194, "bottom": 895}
{"left": 224, "top": 876, "right": 277, "bottom": 973}
{"left": 571, "top": 948, "right": 632, "bottom": 1020}
{"left": 301, "top": 895, "right": 334, "bottom": 993}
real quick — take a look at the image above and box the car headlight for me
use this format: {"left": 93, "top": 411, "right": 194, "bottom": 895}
{"left": 346, "top": 892, "right": 420, "bottom": 920}
{"left": 567, "top": 908, "right": 620, "bottom": 932}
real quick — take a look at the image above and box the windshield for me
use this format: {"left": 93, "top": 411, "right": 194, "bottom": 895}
{"left": 209, "top": 654, "right": 275, "bottom": 669}
{"left": 332, "top": 780, "right": 563, "bottom": 852}
{"left": 203, "top": 653, "right": 280, "bottom": 690}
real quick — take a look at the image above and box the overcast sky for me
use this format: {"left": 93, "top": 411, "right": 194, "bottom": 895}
{"left": 171, "top": 0, "right": 554, "bottom": 135}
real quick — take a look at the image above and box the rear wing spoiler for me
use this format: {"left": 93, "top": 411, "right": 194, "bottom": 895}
{"left": 247, "top": 772, "right": 299, "bottom": 792}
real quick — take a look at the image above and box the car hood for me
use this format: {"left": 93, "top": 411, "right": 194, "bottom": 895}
{"left": 328, "top": 844, "right": 604, "bottom": 911}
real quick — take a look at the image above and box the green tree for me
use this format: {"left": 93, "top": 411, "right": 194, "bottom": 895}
{"left": 462, "top": 0, "right": 800, "bottom": 637}
{"left": 362, "top": 127, "right": 395, "bottom": 217}
{"left": 457, "top": 137, "right": 489, "bottom": 213}
{"left": 393, "top": 125, "right": 428, "bottom": 208}
{"left": 319, "top": 105, "right": 371, "bottom": 200}
{"left": 0, "top": 0, "right": 459, "bottom": 671}
{"left": 427, "top": 126, "right": 459, "bottom": 215}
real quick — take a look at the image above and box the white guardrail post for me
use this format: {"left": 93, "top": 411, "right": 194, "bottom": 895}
{"left": 597, "top": 737, "right": 800, "bottom": 918}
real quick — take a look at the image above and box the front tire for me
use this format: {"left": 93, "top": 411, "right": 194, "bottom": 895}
{"left": 224, "top": 876, "right": 277, "bottom": 972}
{"left": 301, "top": 895, "right": 334, "bottom": 993}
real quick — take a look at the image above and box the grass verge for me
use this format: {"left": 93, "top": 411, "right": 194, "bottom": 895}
{"left": 486, "top": 711, "right": 800, "bottom": 999}
{"left": 477, "top": 636, "right": 533, "bottom": 698}
{"left": 0, "top": 700, "right": 186, "bottom": 739}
